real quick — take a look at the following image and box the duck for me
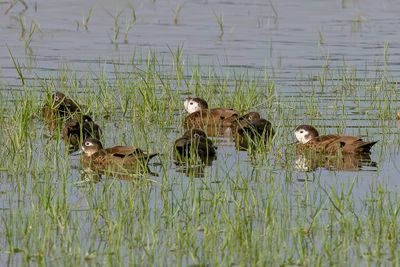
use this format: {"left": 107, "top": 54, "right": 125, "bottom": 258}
{"left": 231, "top": 112, "right": 275, "bottom": 139}
{"left": 183, "top": 97, "right": 239, "bottom": 132}
{"left": 81, "top": 138, "right": 158, "bottom": 174}
{"left": 42, "top": 92, "right": 82, "bottom": 116}
{"left": 42, "top": 92, "right": 82, "bottom": 129}
{"left": 294, "top": 124, "right": 378, "bottom": 154}
{"left": 229, "top": 112, "right": 275, "bottom": 150}
{"left": 173, "top": 128, "right": 217, "bottom": 163}
{"left": 63, "top": 115, "right": 101, "bottom": 151}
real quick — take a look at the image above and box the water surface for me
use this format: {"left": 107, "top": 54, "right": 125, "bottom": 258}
{"left": 1, "top": 0, "right": 400, "bottom": 265}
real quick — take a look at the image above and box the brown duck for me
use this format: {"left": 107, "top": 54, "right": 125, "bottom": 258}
{"left": 294, "top": 125, "right": 378, "bottom": 154}
{"left": 42, "top": 92, "right": 81, "bottom": 116}
{"left": 81, "top": 138, "right": 158, "bottom": 174}
{"left": 63, "top": 115, "right": 101, "bottom": 151}
{"left": 183, "top": 97, "right": 239, "bottom": 131}
{"left": 231, "top": 112, "right": 275, "bottom": 139}
{"left": 42, "top": 92, "right": 82, "bottom": 129}
{"left": 230, "top": 112, "right": 275, "bottom": 150}
{"left": 174, "top": 128, "right": 217, "bottom": 163}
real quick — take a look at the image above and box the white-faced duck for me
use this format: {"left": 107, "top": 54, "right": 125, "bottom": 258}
{"left": 294, "top": 125, "right": 377, "bottom": 154}
{"left": 183, "top": 97, "right": 239, "bottom": 132}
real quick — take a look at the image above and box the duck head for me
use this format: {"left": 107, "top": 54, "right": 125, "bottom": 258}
{"left": 82, "top": 138, "right": 103, "bottom": 156}
{"left": 184, "top": 97, "right": 208, "bottom": 114}
{"left": 294, "top": 125, "right": 319, "bottom": 144}
{"left": 52, "top": 92, "right": 66, "bottom": 106}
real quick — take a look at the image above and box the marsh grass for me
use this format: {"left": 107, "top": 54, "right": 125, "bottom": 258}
{"left": 4, "top": 0, "right": 28, "bottom": 15}
{"left": 77, "top": 7, "right": 94, "bottom": 32}
{"left": 213, "top": 12, "right": 224, "bottom": 40}
{"left": 16, "top": 16, "right": 41, "bottom": 56}
{"left": 172, "top": 3, "right": 184, "bottom": 26}
{"left": 0, "top": 50, "right": 399, "bottom": 266}
{"left": 103, "top": 6, "right": 138, "bottom": 46}
{"left": 123, "top": 4, "right": 137, "bottom": 44}
{"left": 107, "top": 9, "right": 123, "bottom": 46}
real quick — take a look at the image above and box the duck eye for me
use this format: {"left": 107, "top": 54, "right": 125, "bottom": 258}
{"left": 54, "top": 96, "right": 59, "bottom": 101}
{"left": 300, "top": 130, "right": 304, "bottom": 134}
{"left": 189, "top": 102, "right": 193, "bottom": 105}
{"left": 85, "top": 141, "right": 91, "bottom": 146}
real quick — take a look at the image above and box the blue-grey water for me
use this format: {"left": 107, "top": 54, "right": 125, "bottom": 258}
{"left": 1, "top": 0, "right": 400, "bottom": 265}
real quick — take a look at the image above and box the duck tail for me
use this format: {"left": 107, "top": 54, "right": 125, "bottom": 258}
{"left": 145, "top": 153, "right": 159, "bottom": 161}
{"left": 358, "top": 141, "right": 378, "bottom": 153}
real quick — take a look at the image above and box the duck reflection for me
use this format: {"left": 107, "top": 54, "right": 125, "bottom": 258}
{"left": 174, "top": 162, "right": 210, "bottom": 178}
{"left": 295, "top": 152, "right": 377, "bottom": 172}
{"left": 80, "top": 168, "right": 158, "bottom": 181}
{"left": 80, "top": 169, "right": 102, "bottom": 183}
{"left": 324, "top": 153, "right": 377, "bottom": 171}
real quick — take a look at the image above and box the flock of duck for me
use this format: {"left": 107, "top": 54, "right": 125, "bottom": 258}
{"left": 42, "top": 92, "right": 378, "bottom": 177}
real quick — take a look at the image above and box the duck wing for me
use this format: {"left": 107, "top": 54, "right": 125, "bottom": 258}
{"left": 304, "top": 135, "right": 377, "bottom": 154}
{"left": 210, "top": 108, "right": 238, "bottom": 119}
{"left": 105, "top": 146, "right": 145, "bottom": 158}
{"left": 303, "top": 135, "right": 342, "bottom": 153}
{"left": 174, "top": 133, "right": 216, "bottom": 159}
{"left": 196, "top": 136, "right": 216, "bottom": 157}
{"left": 184, "top": 108, "right": 239, "bottom": 129}
{"left": 174, "top": 136, "right": 189, "bottom": 148}
{"left": 238, "top": 118, "right": 274, "bottom": 137}
{"left": 61, "top": 98, "right": 81, "bottom": 113}
{"left": 63, "top": 119, "right": 80, "bottom": 139}
{"left": 334, "top": 136, "right": 378, "bottom": 154}
{"left": 184, "top": 110, "right": 218, "bottom": 129}
{"left": 105, "top": 146, "right": 158, "bottom": 161}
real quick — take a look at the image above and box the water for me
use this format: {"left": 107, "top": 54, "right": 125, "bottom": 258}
{"left": 1, "top": 0, "right": 398, "bottom": 79}
{"left": 1, "top": 0, "right": 400, "bottom": 265}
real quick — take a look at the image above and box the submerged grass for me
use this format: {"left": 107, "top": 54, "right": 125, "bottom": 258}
{"left": 0, "top": 50, "right": 399, "bottom": 266}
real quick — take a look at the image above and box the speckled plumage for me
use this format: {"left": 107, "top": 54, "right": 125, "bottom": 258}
{"left": 81, "top": 138, "right": 158, "bottom": 174}
{"left": 295, "top": 125, "right": 377, "bottom": 154}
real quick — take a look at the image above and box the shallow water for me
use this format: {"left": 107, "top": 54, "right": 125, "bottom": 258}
{"left": 1, "top": 0, "right": 400, "bottom": 265}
